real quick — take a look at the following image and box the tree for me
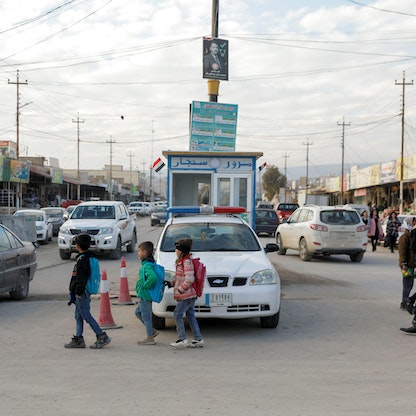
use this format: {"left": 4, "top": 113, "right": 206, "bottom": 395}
{"left": 261, "top": 165, "right": 286, "bottom": 201}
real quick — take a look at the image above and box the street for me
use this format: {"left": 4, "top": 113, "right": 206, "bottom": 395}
{"left": 1, "top": 216, "right": 413, "bottom": 416}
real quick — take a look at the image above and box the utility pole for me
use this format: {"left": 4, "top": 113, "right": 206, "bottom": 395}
{"left": 127, "top": 151, "right": 134, "bottom": 186}
{"left": 107, "top": 136, "right": 116, "bottom": 200}
{"left": 72, "top": 113, "right": 84, "bottom": 200}
{"left": 208, "top": 0, "right": 220, "bottom": 102}
{"left": 337, "top": 117, "right": 350, "bottom": 205}
{"left": 303, "top": 139, "right": 313, "bottom": 195}
{"left": 282, "top": 153, "right": 290, "bottom": 202}
{"left": 8, "top": 70, "right": 28, "bottom": 160}
{"left": 149, "top": 120, "right": 154, "bottom": 202}
{"left": 395, "top": 71, "right": 413, "bottom": 214}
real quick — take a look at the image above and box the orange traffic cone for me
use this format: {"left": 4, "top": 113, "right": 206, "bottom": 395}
{"left": 112, "top": 257, "right": 134, "bottom": 305}
{"left": 98, "top": 269, "right": 122, "bottom": 329}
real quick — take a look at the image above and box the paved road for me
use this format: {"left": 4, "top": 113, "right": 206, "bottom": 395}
{"left": 1, "top": 217, "right": 413, "bottom": 416}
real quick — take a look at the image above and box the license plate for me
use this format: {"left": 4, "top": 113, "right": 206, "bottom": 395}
{"left": 207, "top": 293, "right": 232, "bottom": 306}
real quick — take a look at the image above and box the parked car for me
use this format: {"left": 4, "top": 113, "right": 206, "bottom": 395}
{"left": 128, "top": 201, "right": 145, "bottom": 216}
{"left": 41, "top": 207, "right": 66, "bottom": 236}
{"left": 150, "top": 206, "right": 168, "bottom": 226}
{"left": 255, "top": 208, "right": 279, "bottom": 237}
{"left": 0, "top": 223, "right": 37, "bottom": 299}
{"left": 152, "top": 206, "right": 281, "bottom": 329}
{"left": 256, "top": 201, "right": 273, "bottom": 209}
{"left": 13, "top": 209, "right": 53, "bottom": 244}
{"left": 275, "top": 203, "right": 299, "bottom": 222}
{"left": 276, "top": 205, "right": 368, "bottom": 262}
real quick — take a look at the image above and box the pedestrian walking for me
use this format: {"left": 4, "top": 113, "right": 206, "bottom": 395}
{"left": 135, "top": 241, "right": 160, "bottom": 345}
{"left": 64, "top": 233, "right": 111, "bottom": 349}
{"left": 170, "top": 238, "right": 204, "bottom": 349}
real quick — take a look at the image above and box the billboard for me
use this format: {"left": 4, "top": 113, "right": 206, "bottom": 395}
{"left": 190, "top": 101, "right": 238, "bottom": 151}
{"left": 203, "top": 37, "right": 228, "bottom": 81}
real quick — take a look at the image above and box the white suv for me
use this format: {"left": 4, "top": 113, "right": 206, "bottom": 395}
{"left": 276, "top": 205, "right": 368, "bottom": 262}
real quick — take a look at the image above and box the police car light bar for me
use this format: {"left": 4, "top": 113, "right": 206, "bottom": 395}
{"left": 168, "top": 206, "right": 246, "bottom": 215}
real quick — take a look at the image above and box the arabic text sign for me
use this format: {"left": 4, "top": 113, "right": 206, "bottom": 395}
{"left": 190, "top": 101, "right": 238, "bottom": 152}
{"left": 170, "top": 156, "right": 253, "bottom": 172}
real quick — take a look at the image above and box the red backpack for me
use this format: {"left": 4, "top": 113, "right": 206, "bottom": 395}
{"left": 192, "top": 257, "right": 206, "bottom": 297}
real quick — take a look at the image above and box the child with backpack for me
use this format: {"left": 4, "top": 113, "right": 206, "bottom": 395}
{"left": 64, "top": 233, "right": 111, "bottom": 349}
{"left": 135, "top": 241, "right": 160, "bottom": 345}
{"left": 170, "top": 238, "right": 204, "bottom": 349}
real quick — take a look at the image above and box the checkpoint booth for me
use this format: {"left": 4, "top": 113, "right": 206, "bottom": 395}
{"left": 162, "top": 151, "right": 263, "bottom": 226}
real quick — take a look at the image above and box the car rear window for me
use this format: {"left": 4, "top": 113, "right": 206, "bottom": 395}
{"left": 277, "top": 204, "right": 299, "bottom": 210}
{"left": 320, "top": 210, "right": 360, "bottom": 225}
{"left": 160, "top": 223, "right": 261, "bottom": 252}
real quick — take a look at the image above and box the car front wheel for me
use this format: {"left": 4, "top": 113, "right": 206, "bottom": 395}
{"left": 152, "top": 313, "right": 166, "bottom": 330}
{"left": 109, "top": 237, "right": 122, "bottom": 260}
{"left": 299, "top": 238, "right": 312, "bottom": 261}
{"left": 59, "top": 249, "right": 71, "bottom": 260}
{"left": 260, "top": 311, "right": 280, "bottom": 328}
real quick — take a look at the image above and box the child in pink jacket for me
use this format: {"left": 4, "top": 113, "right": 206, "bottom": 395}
{"left": 170, "top": 238, "right": 204, "bottom": 349}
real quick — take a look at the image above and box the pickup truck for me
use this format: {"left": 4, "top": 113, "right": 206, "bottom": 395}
{"left": 58, "top": 201, "right": 137, "bottom": 260}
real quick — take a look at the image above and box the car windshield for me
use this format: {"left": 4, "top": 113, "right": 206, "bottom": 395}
{"left": 71, "top": 206, "right": 115, "bottom": 219}
{"left": 160, "top": 222, "right": 261, "bottom": 252}
{"left": 15, "top": 211, "right": 44, "bottom": 221}
{"left": 44, "top": 209, "right": 63, "bottom": 217}
{"left": 320, "top": 210, "right": 360, "bottom": 225}
{"left": 154, "top": 207, "right": 167, "bottom": 213}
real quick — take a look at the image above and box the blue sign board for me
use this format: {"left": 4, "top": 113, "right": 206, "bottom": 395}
{"left": 190, "top": 101, "right": 238, "bottom": 151}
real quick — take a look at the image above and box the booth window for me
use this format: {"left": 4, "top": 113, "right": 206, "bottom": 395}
{"left": 218, "top": 178, "right": 230, "bottom": 206}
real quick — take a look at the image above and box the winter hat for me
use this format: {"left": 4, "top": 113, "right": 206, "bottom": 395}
{"left": 175, "top": 238, "right": 193, "bottom": 253}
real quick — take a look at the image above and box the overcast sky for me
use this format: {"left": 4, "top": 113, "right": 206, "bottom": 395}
{"left": 1, "top": 0, "right": 415, "bottom": 180}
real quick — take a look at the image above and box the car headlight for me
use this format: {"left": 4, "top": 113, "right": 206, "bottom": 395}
{"left": 249, "top": 269, "right": 277, "bottom": 285}
{"left": 99, "top": 227, "right": 114, "bottom": 234}
{"left": 59, "top": 226, "right": 71, "bottom": 235}
{"left": 36, "top": 225, "right": 43, "bottom": 231}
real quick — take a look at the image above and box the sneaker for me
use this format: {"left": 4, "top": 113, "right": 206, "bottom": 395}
{"left": 404, "top": 298, "right": 415, "bottom": 315}
{"left": 400, "top": 326, "right": 416, "bottom": 334}
{"left": 90, "top": 332, "right": 111, "bottom": 349}
{"left": 188, "top": 339, "right": 204, "bottom": 348}
{"left": 64, "top": 335, "right": 86, "bottom": 349}
{"left": 169, "top": 339, "right": 188, "bottom": 349}
{"left": 152, "top": 330, "right": 160, "bottom": 338}
{"left": 137, "top": 336, "right": 156, "bottom": 345}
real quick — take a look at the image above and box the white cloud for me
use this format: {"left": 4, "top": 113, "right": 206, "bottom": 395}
{"left": 0, "top": 0, "right": 415, "bottom": 180}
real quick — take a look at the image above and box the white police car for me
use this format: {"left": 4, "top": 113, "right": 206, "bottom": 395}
{"left": 152, "top": 206, "right": 281, "bottom": 329}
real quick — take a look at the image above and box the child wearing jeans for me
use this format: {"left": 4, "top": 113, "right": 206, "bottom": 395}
{"left": 170, "top": 238, "right": 204, "bottom": 349}
{"left": 135, "top": 241, "right": 159, "bottom": 345}
{"left": 64, "top": 233, "right": 111, "bottom": 349}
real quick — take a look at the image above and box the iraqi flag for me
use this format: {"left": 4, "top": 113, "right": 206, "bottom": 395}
{"left": 152, "top": 157, "right": 165, "bottom": 173}
{"left": 258, "top": 162, "right": 267, "bottom": 171}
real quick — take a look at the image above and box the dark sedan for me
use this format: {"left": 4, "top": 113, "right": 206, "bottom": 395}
{"left": 255, "top": 208, "right": 279, "bottom": 237}
{"left": 150, "top": 206, "right": 168, "bottom": 226}
{"left": 0, "top": 224, "right": 37, "bottom": 300}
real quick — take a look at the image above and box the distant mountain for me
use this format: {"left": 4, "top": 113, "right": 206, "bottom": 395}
{"left": 285, "top": 163, "right": 373, "bottom": 181}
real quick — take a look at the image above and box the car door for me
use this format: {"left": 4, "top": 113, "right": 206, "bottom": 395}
{"left": 0, "top": 226, "right": 17, "bottom": 291}
{"left": 117, "top": 204, "right": 130, "bottom": 242}
{"left": 283, "top": 209, "right": 301, "bottom": 248}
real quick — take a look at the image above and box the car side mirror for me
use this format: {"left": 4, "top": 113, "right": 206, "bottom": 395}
{"left": 264, "top": 243, "right": 278, "bottom": 253}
